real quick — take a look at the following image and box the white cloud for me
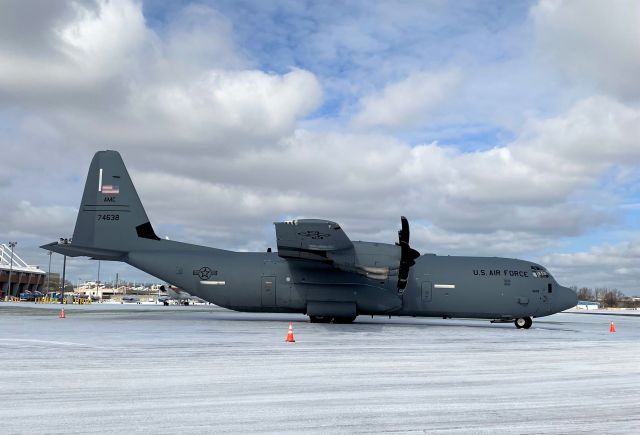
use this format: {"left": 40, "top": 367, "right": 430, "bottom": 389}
{"left": 0, "top": 0, "right": 152, "bottom": 101}
{"left": 413, "top": 226, "right": 559, "bottom": 258}
{"left": 57, "top": 0, "right": 150, "bottom": 68}
{"left": 542, "top": 239, "right": 640, "bottom": 293}
{"left": 116, "top": 95, "right": 638, "bottom": 257}
{"left": 0, "top": 0, "right": 323, "bottom": 149}
{"left": 4, "top": 201, "right": 77, "bottom": 240}
{"left": 123, "top": 68, "right": 322, "bottom": 147}
{"left": 163, "top": 3, "right": 247, "bottom": 72}
{"left": 517, "top": 96, "right": 640, "bottom": 170}
{"left": 352, "top": 69, "right": 461, "bottom": 129}
{"left": 532, "top": 0, "right": 640, "bottom": 100}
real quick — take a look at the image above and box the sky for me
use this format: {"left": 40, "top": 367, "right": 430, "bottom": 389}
{"left": 1, "top": 0, "right": 639, "bottom": 293}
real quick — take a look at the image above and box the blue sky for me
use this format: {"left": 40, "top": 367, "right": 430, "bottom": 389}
{"left": 1, "top": 0, "right": 639, "bottom": 292}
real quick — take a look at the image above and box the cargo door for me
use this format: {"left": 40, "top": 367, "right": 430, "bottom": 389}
{"left": 261, "top": 276, "right": 276, "bottom": 306}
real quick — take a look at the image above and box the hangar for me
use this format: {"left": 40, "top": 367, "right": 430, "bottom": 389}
{"left": 0, "top": 243, "right": 45, "bottom": 299}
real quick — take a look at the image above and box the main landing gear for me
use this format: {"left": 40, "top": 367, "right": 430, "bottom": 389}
{"left": 514, "top": 317, "right": 533, "bottom": 329}
{"left": 309, "top": 315, "right": 357, "bottom": 324}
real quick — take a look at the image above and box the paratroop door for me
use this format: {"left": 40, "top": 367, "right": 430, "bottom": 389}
{"left": 261, "top": 276, "right": 276, "bottom": 306}
{"left": 421, "top": 281, "right": 432, "bottom": 302}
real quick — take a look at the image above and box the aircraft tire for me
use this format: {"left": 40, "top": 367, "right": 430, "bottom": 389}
{"left": 523, "top": 317, "right": 533, "bottom": 329}
{"left": 309, "top": 315, "right": 330, "bottom": 323}
{"left": 333, "top": 316, "right": 357, "bottom": 324}
{"left": 515, "top": 317, "right": 527, "bottom": 329}
{"left": 309, "top": 315, "right": 356, "bottom": 324}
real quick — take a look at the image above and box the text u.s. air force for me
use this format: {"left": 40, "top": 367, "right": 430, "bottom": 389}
{"left": 474, "top": 269, "right": 529, "bottom": 278}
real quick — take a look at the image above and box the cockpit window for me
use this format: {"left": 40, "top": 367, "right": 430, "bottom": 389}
{"left": 531, "top": 265, "right": 549, "bottom": 278}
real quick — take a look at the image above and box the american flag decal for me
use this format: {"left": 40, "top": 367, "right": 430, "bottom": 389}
{"left": 101, "top": 184, "right": 119, "bottom": 194}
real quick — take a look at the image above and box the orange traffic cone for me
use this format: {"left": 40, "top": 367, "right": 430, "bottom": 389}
{"left": 59, "top": 308, "right": 65, "bottom": 319}
{"left": 285, "top": 322, "right": 295, "bottom": 342}
{"left": 610, "top": 322, "right": 616, "bottom": 333}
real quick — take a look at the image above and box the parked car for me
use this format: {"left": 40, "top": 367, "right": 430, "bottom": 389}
{"left": 19, "top": 291, "right": 34, "bottom": 301}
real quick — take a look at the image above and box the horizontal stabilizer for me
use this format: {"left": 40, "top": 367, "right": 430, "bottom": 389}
{"left": 40, "top": 241, "right": 126, "bottom": 261}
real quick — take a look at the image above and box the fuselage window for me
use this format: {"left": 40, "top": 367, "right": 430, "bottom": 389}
{"left": 548, "top": 283, "right": 552, "bottom": 293}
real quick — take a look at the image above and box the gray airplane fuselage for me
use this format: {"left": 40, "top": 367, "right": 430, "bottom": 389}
{"left": 126, "top": 240, "right": 575, "bottom": 320}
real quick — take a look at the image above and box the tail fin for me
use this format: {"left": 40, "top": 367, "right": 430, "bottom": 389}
{"left": 42, "top": 150, "right": 161, "bottom": 258}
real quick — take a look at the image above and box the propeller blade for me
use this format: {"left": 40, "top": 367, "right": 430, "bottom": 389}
{"left": 398, "top": 216, "right": 410, "bottom": 245}
{"left": 397, "top": 216, "right": 420, "bottom": 291}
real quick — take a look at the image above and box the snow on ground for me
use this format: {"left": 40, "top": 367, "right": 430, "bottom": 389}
{"left": 0, "top": 303, "right": 638, "bottom": 434}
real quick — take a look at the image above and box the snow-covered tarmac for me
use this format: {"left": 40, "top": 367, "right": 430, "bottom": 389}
{"left": 1, "top": 303, "right": 638, "bottom": 434}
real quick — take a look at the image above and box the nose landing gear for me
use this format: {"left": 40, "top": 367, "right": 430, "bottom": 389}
{"left": 515, "top": 317, "right": 532, "bottom": 329}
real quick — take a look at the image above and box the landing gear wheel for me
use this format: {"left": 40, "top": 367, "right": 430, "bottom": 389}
{"left": 523, "top": 317, "right": 533, "bottom": 329}
{"left": 309, "top": 315, "right": 330, "bottom": 323}
{"left": 515, "top": 317, "right": 527, "bottom": 329}
{"left": 333, "top": 316, "right": 357, "bottom": 324}
{"left": 309, "top": 315, "right": 356, "bottom": 324}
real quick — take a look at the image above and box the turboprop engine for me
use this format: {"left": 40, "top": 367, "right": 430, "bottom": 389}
{"left": 276, "top": 217, "right": 420, "bottom": 291}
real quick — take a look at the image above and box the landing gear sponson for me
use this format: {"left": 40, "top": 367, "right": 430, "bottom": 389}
{"left": 309, "top": 315, "right": 357, "bottom": 324}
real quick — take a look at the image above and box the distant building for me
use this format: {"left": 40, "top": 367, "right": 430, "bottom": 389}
{"left": 75, "top": 282, "right": 163, "bottom": 302}
{"left": 576, "top": 300, "right": 599, "bottom": 310}
{"left": 0, "top": 244, "right": 46, "bottom": 298}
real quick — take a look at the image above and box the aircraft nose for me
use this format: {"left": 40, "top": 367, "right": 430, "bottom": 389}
{"left": 555, "top": 286, "right": 578, "bottom": 312}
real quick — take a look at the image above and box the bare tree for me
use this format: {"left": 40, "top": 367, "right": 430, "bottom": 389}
{"left": 46, "top": 275, "right": 73, "bottom": 293}
{"left": 602, "top": 289, "right": 625, "bottom": 308}
{"left": 576, "top": 287, "right": 594, "bottom": 301}
{"left": 620, "top": 297, "right": 640, "bottom": 309}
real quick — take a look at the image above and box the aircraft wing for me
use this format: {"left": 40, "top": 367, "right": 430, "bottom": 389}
{"left": 275, "top": 219, "right": 353, "bottom": 261}
{"left": 275, "top": 217, "right": 419, "bottom": 288}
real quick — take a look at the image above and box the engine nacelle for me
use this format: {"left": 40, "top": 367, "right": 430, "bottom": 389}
{"left": 328, "top": 241, "right": 401, "bottom": 281}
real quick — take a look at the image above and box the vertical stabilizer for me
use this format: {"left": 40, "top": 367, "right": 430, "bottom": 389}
{"left": 70, "top": 150, "right": 160, "bottom": 254}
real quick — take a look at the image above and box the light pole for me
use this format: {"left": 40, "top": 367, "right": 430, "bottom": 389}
{"left": 46, "top": 251, "right": 52, "bottom": 296}
{"left": 96, "top": 260, "right": 101, "bottom": 300}
{"left": 6, "top": 241, "right": 16, "bottom": 300}
{"left": 58, "top": 238, "right": 72, "bottom": 304}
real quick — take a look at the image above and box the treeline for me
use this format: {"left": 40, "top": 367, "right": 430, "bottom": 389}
{"left": 571, "top": 286, "right": 639, "bottom": 308}
{"left": 43, "top": 276, "right": 74, "bottom": 293}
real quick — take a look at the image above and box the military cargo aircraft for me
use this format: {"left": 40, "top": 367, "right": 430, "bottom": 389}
{"left": 42, "top": 151, "right": 577, "bottom": 328}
